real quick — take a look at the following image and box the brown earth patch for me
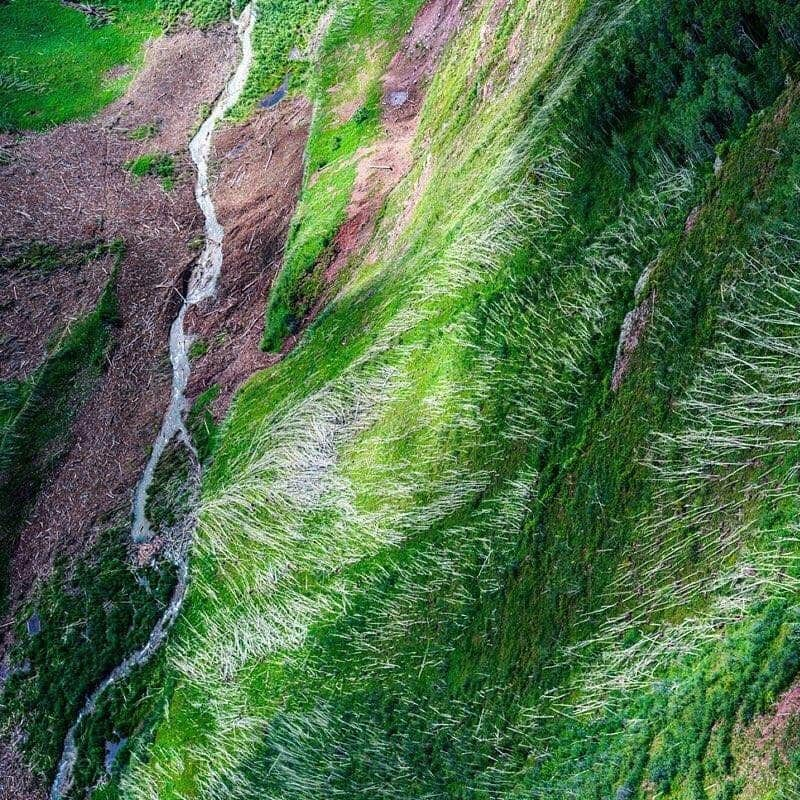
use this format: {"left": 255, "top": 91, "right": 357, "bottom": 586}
{"left": 684, "top": 204, "right": 702, "bottom": 233}
{"left": 469, "top": 0, "right": 511, "bottom": 98}
{"left": 0, "top": 243, "right": 117, "bottom": 381}
{"left": 104, "top": 63, "right": 132, "bottom": 83}
{"left": 478, "top": 0, "right": 511, "bottom": 69}
{"left": 101, "top": 23, "right": 238, "bottom": 152}
{"left": 0, "top": 729, "right": 43, "bottom": 800}
{"left": 185, "top": 97, "right": 312, "bottom": 413}
{"left": 328, "top": 45, "right": 381, "bottom": 123}
{"left": 505, "top": 9, "right": 529, "bottom": 86}
{"left": 332, "top": 95, "right": 364, "bottom": 124}
{"left": 757, "top": 680, "right": 800, "bottom": 751}
{"left": 298, "top": 0, "right": 465, "bottom": 333}
{"left": 380, "top": 150, "right": 434, "bottom": 256}
{"left": 611, "top": 290, "right": 655, "bottom": 391}
{"left": 0, "top": 22, "right": 238, "bottom": 624}
{"left": 729, "top": 677, "right": 800, "bottom": 797}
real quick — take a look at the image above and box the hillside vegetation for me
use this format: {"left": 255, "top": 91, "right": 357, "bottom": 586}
{"left": 5, "top": 0, "right": 800, "bottom": 798}
{"left": 0, "top": 0, "right": 160, "bottom": 130}
{"left": 119, "top": 0, "right": 800, "bottom": 798}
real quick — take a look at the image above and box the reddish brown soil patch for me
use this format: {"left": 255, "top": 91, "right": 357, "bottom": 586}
{"left": 758, "top": 679, "right": 800, "bottom": 750}
{"left": 611, "top": 290, "right": 655, "bottom": 391}
{"left": 469, "top": 0, "right": 510, "bottom": 97}
{"left": 383, "top": 152, "right": 434, "bottom": 254}
{"left": 478, "top": 0, "right": 511, "bottom": 68}
{"left": 684, "top": 204, "right": 702, "bottom": 232}
{"left": 381, "top": 0, "right": 465, "bottom": 128}
{"left": 0, "top": 23, "right": 238, "bottom": 621}
{"left": 104, "top": 63, "right": 132, "bottom": 83}
{"left": 185, "top": 97, "right": 312, "bottom": 412}
{"left": 0, "top": 245, "right": 117, "bottom": 381}
{"left": 298, "top": 0, "right": 465, "bottom": 334}
{"left": 333, "top": 95, "right": 365, "bottom": 124}
{"left": 730, "top": 676, "right": 800, "bottom": 792}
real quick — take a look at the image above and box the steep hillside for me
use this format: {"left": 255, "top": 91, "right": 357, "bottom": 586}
{"left": 3, "top": 1, "right": 800, "bottom": 799}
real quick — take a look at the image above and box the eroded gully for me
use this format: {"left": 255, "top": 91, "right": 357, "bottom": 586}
{"left": 49, "top": 5, "right": 256, "bottom": 797}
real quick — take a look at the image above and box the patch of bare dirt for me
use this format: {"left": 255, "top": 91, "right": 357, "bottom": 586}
{"left": 104, "top": 63, "right": 132, "bottom": 83}
{"left": 729, "top": 677, "right": 800, "bottom": 796}
{"left": 101, "top": 24, "right": 238, "bottom": 151}
{"left": 333, "top": 94, "right": 365, "bottom": 123}
{"left": 478, "top": 0, "right": 511, "bottom": 69}
{"left": 684, "top": 204, "right": 702, "bottom": 232}
{"left": 473, "top": 0, "right": 556, "bottom": 100}
{"left": 380, "top": 150, "right": 434, "bottom": 256}
{"left": 470, "top": 0, "right": 511, "bottom": 98}
{"left": 0, "top": 731, "right": 43, "bottom": 800}
{"left": 0, "top": 22, "right": 238, "bottom": 624}
{"left": 757, "top": 680, "right": 800, "bottom": 751}
{"left": 0, "top": 244, "right": 116, "bottom": 380}
{"left": 185, "top": 97, "right": 312, "bottom": 412}
{"left": 300, "top": 0, "right": 465, "bottom": 331}
{"left": 611, "top": 290, "right": 655, "bottom": 391}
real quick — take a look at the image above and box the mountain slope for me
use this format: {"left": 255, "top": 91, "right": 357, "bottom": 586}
{"left": 124, "top": 1, "right": 800, "bottom": 798}
{"left": 3, "top": 0, "right": 800, "bottom": 799}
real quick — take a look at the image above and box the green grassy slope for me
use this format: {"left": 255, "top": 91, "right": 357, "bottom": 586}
{"left": 6, "top": 0, "right": 800, "bottom": 797}
{"left": 113, "top": 0, "right": 800, "bottom": 798}
{"left": 0, "top": 0, "right": 237, "bottom": 132}
{"left": 0, "top": 0, "right": 161, "bottom": 131}
{"left": 258, "top": 0, "right": 427, "bottom": 351}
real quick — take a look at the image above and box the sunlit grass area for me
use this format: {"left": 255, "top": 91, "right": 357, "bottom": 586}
{"left": 117, "top": 0, "right": 800, "bottom": 796}
{"left": 0, "top": 0, "right": 161, "bottom": 131}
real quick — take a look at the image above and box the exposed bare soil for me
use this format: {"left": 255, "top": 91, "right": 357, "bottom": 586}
{"left": 292, "top": 0, "right": 465, "bottom": 342}
{"left": 0, "top": 23, "right": 237, "bottom": 624}
{"left": 0, "top": 725, "right": 43, "bottom": 800}
{"left": 730, "top": 677, "right": 800, "bottom": 796}
{"left": 101, "top": 24, "right": 238, "bottom": 151}
{"left": 757, "top": 679, "right": 800, "bottom": 750}
{"left": 0, "top": 244, "right": 117, "bottom": 381}
{"left": 185, "top": 96, "right": 312, "bottom": 412}
{"left": 611, "top": 290, "right": 655, "bottom": 391}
